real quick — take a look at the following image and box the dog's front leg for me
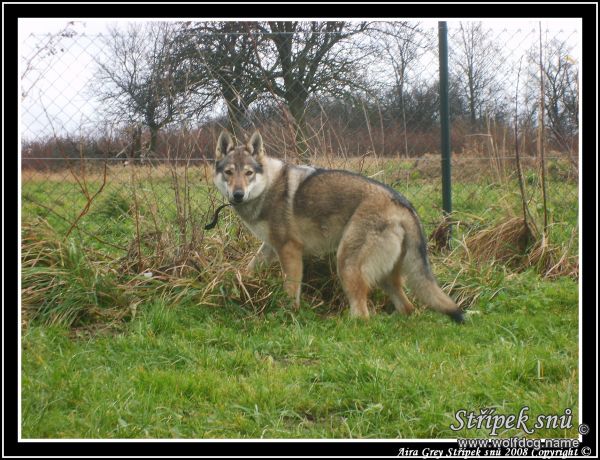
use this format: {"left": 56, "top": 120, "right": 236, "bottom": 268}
{"left": 247, "top": 242, "right": 276, "bottom": 274}
{"left": 277, "top": 241, "right": 304, "bottom": 309}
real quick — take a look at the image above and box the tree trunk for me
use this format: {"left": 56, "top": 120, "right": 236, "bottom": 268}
{"left": 398, "top": 75, "right": 408, "bottom": 158}
{"left": 149, "top": 126, "right": 158, "bottom": 154}
{"left": 289, "top": 100, "right": 310, "bottom": 163}
{"left": 469, "top": 82, "right": 477, "bottom": 130}
{"left": 130, "top": 123, "right": 142, "bottom": 159}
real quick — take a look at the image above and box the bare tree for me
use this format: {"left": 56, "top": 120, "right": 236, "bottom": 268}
{"left": 377, "top": 22, "right": 434, "bottom": 156}
{"left": 95, "top": 22, "right": 214, "bottom": 156}
{"left": 521, "top": 36, "right": 579, "bottom": 154}
{"left": 173, "top": 22, "right": 268, "bottom": 139}
{"left": 539, "top": 38, "right": 579, "bottom": 151}
{"left": 21, "top": 22, "right": 78, "bottom": 101}
{"left": 453, "top": 22, "right": 503, "bottom": 131}
{"left": 256, "top": 21, "right": 370, "bottom": 162}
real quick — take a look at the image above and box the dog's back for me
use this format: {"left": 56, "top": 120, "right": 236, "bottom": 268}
{"left": 290, "top": 169, "right": 415, "bottom": 253}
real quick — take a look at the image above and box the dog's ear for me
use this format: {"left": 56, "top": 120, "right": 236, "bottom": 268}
{"left": 247, "top": 131, "right": 264, "bottom": 160}
{"left": 215, "top": 130, "right": 234, "bottom": 160}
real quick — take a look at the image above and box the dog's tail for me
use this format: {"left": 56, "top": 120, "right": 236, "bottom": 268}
{"left": 402, "top": 220, "right": 464, "bottom": 324}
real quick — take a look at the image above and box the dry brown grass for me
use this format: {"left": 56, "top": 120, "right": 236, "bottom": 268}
{"left": 22, "top": 161, "right": 213, "bottom": 184}
{"left": 464, "top": 216, "right": 536, "bottom": 265}
{"left": 460, "top": 215, "right": 578, "bottom": 280}
{"left": 526, "top": 231, "right": 579, "bottom": 279}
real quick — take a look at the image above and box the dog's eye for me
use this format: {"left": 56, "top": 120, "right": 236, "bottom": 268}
{"left": 224, "top": 170, "right": 233, "bottom": 176}
{"left": 245, "top": 170, "right": 254, "bottom": 176}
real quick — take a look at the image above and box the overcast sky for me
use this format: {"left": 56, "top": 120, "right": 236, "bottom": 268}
{"left": 19, "top": 18, "right": 581, "bottom": 141}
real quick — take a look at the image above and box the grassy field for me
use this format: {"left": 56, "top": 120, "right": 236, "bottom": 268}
{"left": 20, "top": 157, "right": 579, "bottom": 439}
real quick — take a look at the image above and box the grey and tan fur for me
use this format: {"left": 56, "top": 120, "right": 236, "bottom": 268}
{"left": 212, "top": 130, "right": 464, "bottom": 323}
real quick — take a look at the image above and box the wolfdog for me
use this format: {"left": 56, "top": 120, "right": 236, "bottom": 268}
{"left": 212, "top": 130, "right": 464, "bottom": 322}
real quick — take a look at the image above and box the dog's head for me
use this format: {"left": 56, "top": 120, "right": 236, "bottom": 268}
{"left": 213, "top": 130, "right": 267, "bottom": 204}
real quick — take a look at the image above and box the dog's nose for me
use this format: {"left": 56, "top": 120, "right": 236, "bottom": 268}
{"left": 232, "top": 190, "right": 245, "bottom": 203}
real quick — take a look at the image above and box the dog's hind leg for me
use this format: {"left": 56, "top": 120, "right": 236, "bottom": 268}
{"left": 337, "top": 261, "right": 371, "bottom": 319}
{"left": 337, "top": 216, "right": 403, "bottom": 319}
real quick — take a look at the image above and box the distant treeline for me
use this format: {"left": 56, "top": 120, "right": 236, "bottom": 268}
{"left": 22, "top": 21, "right": 578, "bottom": 168}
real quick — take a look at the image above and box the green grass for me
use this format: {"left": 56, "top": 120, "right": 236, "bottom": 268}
{"left": 22, "top": 269, "right": 578, "bottom": 439}
{"left": 21, "top": 162, "right": 579, "bottom": 439}
{"left": 22, "top": 160, "right": 578, "bottom": 253}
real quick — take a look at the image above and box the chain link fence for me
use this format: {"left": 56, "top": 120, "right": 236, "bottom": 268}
{"left": 21, "top": 20, "right": 579, "bottom": 274}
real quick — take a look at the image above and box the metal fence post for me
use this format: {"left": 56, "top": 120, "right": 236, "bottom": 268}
{"left": 438, "top": 21, "right": 452, "bottom": 239}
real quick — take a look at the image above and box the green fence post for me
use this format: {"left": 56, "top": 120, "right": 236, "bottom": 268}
{"left": 438, "top": 21, "right": 452, "bottom": 243}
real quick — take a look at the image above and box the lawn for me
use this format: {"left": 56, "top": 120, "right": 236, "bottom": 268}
{"left": 22, "top": 271, "right": 578, "bottom": 439}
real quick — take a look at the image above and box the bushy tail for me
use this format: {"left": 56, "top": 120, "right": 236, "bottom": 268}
{"left": 403, "top": 233, "right": 464, "bottom": 324}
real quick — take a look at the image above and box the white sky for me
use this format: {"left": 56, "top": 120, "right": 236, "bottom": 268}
{"left": 18, "top": 18, "right": 583, "bottom": 34}
{"left": 18, "top": 18, "right": 581, "bottom": 140}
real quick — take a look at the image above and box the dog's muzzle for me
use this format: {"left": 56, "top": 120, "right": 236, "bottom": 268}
{"left": 232, "top": 190, "right": 245, "bottom": 203}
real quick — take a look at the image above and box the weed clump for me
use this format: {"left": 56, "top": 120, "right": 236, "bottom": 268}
{"left": 21, "top": 218, "right": 132, "bottom": 329}
{"left": 460, "top": 215, "right": 578, "bottom": 279}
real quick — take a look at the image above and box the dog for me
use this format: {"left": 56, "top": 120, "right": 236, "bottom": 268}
{"left": 212, "top": 130, "right": 464, "bottom": 322}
